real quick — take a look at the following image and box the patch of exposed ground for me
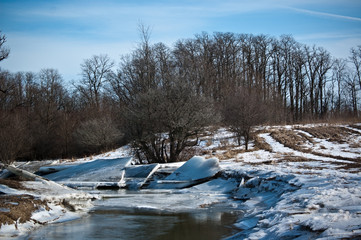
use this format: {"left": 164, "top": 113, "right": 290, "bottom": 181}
{"left": 270, "top": 126, "right": 361, "bottom": 166}
{"left": 0, "top": 195, "right": 49, "bottom": 228}
{"left": 297, "top": 126, "right": 359, "bottom": 143}
{"left": 270, "top": 129, "right": 312, "bottom": 153}
{"left": 215, "top": 149, "right": 246, "bottom": 161}
{"left": 253, "top": 132, "right": 273, "bottom": 152}
{"left": 0, "top": 179, "right": 29, "bottom": 191}
{"left": 348, "top": 124, "right": 361, "bottom": 131}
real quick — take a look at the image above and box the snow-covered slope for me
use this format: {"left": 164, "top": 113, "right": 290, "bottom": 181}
{"left": 1, "top": 123, "right": 360, "bottom": 239}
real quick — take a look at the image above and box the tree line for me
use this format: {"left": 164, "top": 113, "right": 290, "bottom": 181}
{"left": 0, "top": 29, "right": 360, "bottom": 164}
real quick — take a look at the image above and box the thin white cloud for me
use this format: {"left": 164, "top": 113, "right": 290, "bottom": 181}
{"left": 286, "top": 6, "right": 361, "bottom": 22}
{"left": 295, "top": 32, "right": 361, "bottom": 41}
{"left": 3, "top": 0, "right": 360, "bottom": 79}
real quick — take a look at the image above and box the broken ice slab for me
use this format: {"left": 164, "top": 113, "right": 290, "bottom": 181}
{"left": 45, "top": 157, "right": 132, "bottom": 182}
{"left": 125, "top": 164, "right": 160, "bottom": 178}
{"left": 234, "top": 217, "right": 259, "bottom": 230}
{"left": 149, "top": 156, "right": 221, "bottom": 189}
{"left": 59, "top": 181, "right": 126, "bottom": 190}
{"left": 165, "top": 156, "right": 220, "bottom": 181}
{"left": 124, "top": 163, "right": 160, "bottom": 189}
{"left": 36, "top": 164, "right": 80, "bottom": 175}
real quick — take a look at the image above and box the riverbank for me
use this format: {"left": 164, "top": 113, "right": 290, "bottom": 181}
{"left": 1, "top": 123, "right": 361, "bottom": 239}
{"left": 0, "top": 178, "right": 95, "bottom": 238}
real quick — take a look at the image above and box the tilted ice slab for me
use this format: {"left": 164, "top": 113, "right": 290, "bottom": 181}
{"left": 148, "top": 156, "right": 221, "bottom": 189}
{"left": 45, "top": 157, "right": 132, "bottom": 182}
{"left": 124, "top": 163, "right": 160, "bottom": 189}
{"left": 165, "top": 156, "right": 220, "bottom": 181}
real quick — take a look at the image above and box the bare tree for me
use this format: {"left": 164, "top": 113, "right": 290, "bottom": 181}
{"left": 331, "top": 58, "right": 348, "bottom": 115}
{"left": 78, "top": 54, "right": 114, "bottom": 109}
{"left": 222, "top": 88, "right": 266, "bottom": 150}
{"left": 350, "top": 45, "right": 361, "bottom": 89}
{"left": 343, "top": 73, "right": 359, "bottom": 116}
{"left": 315, "top": 48, "right": 332, "bottom": 117}
{"left": 0, "top": 31, "right": 10, "bottom": 62}
{"left": 0, "top": 112, "right": 27, "bottom": 164}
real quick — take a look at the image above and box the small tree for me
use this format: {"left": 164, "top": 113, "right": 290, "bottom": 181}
{"left": 222, "top": 88, "right": 266, "bottom": 150}
{"left": 124, "top": 81, "right": 216, "bottom": 163}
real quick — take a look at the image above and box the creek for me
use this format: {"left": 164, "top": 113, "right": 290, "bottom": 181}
{"left": 23, "top": 189, "right": 242, "bottom": 240}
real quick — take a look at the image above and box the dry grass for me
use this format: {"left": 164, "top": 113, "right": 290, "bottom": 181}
{"left": 297, "top": 126, "right": 358, "bottom": 143}
{"left": 0, "top": 179, "right": 30, "bottom": 191}
{"left": 349, "top": 142, "right": 361, "bottom": 149}
{"left": 349, "top": 124, "right": 361, "bottom": 131}
{"left": 215, "top": 149, "right": 245, "bottom": 161}
{"left": 258, "top": 125, "right": 361, "bottom": 166}
{"left": 178, "top": 147, "right": 211, "bottom": 162}
{"left": 270, "top": 129, "right": 312, "bottom": 153}
{"left": 253, "top": 133, "right": 272, "bottom": 152}
{"left": 281, "top": 156, "right": 311, "bottom": 162}
{"left": 0, "top": 195, "right": 49, "bottom": 228}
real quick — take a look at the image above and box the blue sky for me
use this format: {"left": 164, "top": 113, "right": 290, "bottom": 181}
{"left": 0, "top": 0, "right": 361, "bottom": 81}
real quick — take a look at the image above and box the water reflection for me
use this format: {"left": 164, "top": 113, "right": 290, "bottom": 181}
{"left": 23, "top": 188, "right": 241, "bottom": 240}
{"left": 25, "top": 209, "right": 239, "bottom": 240}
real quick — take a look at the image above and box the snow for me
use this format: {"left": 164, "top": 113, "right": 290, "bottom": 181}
{"left": 260, "top": 133, "right": 353, "bottom": 163}
{"left": 1, "top": 123, "right": 360, "bottom": 239}
{"left": 45, "top": 157, "right": 132, "bottom": 182}
{"left": 165, "top": 156, "right": 220, "bottom": 181}
{"left": 0, "top": 181, "right": 94, "bottom": 238}
{"left": 124, "top": 164, "right": 160, "bottom": 189}
{"left": 0, "top": 184, "right": 26, "bottom": 195}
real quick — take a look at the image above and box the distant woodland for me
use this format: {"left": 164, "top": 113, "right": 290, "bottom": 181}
{"left": 1, "top": 28, "right": 361, "bottom": 163}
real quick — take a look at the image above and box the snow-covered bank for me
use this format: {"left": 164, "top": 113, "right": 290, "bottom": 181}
{"left": 221, "top": 164, "right": 361, "bottom": 239}
{"left": 0, "top": 178, "right": 96, "bottom": 238}
{"left": 1, "top": 123, "right": 360, "bottom": 239}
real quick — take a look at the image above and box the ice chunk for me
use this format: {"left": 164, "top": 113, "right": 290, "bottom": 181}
{"left": 125, "top": 164, "right": 160, "bottom": 178}
{"left": 45, "top": 157, "right": 132, "bottom": 182}
{"left": 37, "top": 164, "right": 80, "bottom": 175}
{"left": 235, "top": 217, "right": 259, "bottom": 230}
{"left": 165, "top": 156, "right": 220, "bottom": 181}
{"left": 124, "top": 164, "right": 160, "bottom": 189}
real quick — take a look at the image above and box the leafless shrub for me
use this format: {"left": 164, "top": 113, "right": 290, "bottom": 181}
{"left": 123, "top": 82, "right": 217, "bottom": 163}
{"left": 74, "top": 116, "right": 122, "bottom": 153}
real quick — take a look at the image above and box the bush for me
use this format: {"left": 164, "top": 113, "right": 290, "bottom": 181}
{"left": 74, "top": 116, "right": 122, "bottom": 153}
{"left": 123, "top": 82, "right": 217, "bottom": 163}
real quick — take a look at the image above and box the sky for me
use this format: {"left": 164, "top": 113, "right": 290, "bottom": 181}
{"left": 0, "top": 0, "right": 361, "bottom": 82}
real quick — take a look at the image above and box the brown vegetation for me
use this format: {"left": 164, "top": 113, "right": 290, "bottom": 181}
{"left": 253, "top": 133, "right": 273, "bottom": 152}
{"left": 297, "top": 126, "right": 347, "bottom": 143}
{"left": 0, "top": 179, "right": 29, "bottom": 191}
{"left": 270, "top": 129, "right": 312, "bottom": 152}
{"left": 0, "top": 195, "right": 49, "bottom": 228}
{"left": 270, "top": 125, "right": 361, "bottom": 164}
{"left": 1, "top": 30, "right": 361, "bottom": 164}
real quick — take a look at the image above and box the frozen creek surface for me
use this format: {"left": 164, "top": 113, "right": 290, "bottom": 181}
{"left": 21, "top": 189, "right": 242, "bottom": 240}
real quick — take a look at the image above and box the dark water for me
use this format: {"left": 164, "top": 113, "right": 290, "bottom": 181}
{"left": 24, "top": 208, "right": 239, "bottom": 240}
